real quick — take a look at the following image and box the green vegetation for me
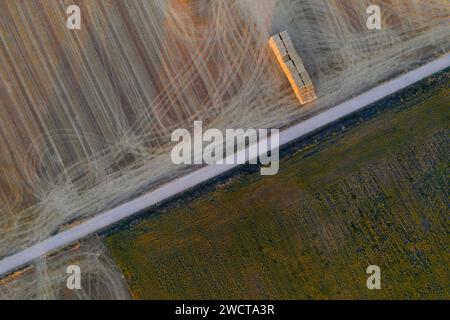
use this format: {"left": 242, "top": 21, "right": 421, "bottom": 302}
{"left": 105, "top": 72, "right": 449, "bottom": 299}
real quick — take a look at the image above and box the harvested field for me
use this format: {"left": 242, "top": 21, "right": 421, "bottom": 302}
{"left": 0, "top": 238, "right": 129, "bottom": 300}
{"left": 1, "top": 0, "right": 449, "bottom": 260}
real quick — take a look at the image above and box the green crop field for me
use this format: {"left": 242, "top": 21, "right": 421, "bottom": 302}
{"left": 104, "top": 71, "right": 449, "bottom": 299}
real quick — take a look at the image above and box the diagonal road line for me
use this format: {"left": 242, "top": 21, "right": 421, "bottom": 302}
{"left": 0, "top": 53, "right": 449, "bottom": 278}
